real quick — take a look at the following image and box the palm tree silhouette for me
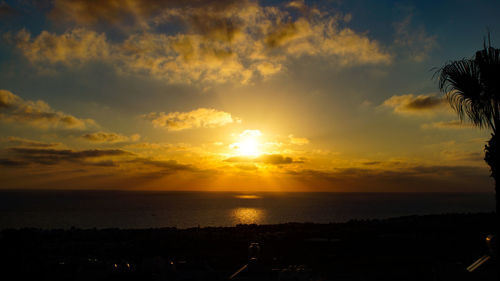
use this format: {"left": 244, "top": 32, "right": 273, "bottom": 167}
{"left": 435, "top": 34, "right": 499, "bottom": 270}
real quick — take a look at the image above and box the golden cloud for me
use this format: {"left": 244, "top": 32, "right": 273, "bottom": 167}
{"left": 0, "top": 89, "right": 96, "bottom": 129}
{"left": 81, "top": 132, "right": 140, "bottom": 143}
{"left": 143, "top": 108, "right": 239, "bottom": 131}
{"left": 288, "top": 134, "right": 309, "bottom": 145}
{"left": 12, "top": 1, "right": 392, "bottom": 84}
{"left": 13, "top": 28, "right": 109, "bottom": 65}
{"left": 286, "top": 0, "right": 306, "bottom": 10}
{"left": 382, "top": 94, "right": 446, "bottom": 115}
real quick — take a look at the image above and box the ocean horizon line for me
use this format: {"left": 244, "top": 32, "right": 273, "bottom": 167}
{"left": 0, "top": 189, "right": 495, "bottom": 194}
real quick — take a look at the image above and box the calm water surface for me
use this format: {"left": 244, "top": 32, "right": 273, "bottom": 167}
{"left": 0, "top": 191, "right": 495, "bottom": 229}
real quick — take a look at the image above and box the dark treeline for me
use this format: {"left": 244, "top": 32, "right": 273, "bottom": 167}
{"left": 0, "top": 213, "right": 497, "bottom": 280}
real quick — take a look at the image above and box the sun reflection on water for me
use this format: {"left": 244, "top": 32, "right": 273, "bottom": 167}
{"left": 231, "top": 208, "right": 264, "bottom": 225}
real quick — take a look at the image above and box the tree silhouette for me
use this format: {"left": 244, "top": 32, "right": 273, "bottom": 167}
{"left": 435, "top": 34, "right": 500, "bottom": 271}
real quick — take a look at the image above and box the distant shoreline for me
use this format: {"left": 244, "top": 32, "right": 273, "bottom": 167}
{"left": 1, "top": 212, "right": 496, "bottom": 231}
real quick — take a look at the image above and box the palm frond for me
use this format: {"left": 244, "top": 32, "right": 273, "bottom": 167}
{"left": 476, "top": 46, "right": 500, "bottom": 101}
{"left": 435, "top": 59, "right": 493, "bottom": 129}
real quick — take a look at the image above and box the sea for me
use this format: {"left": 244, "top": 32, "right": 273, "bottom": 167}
{"left": 0, "top": 191, "right": 495, "bottom": 229}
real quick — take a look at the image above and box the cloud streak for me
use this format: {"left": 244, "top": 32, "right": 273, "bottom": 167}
{"left": 0, "top": 89, "right": 96, "bottom": 129}
{"left": 143, "top": 108, "right": 238, "bottom": 131}
{"left": 225, "top": 153, "right": 300, "bottom": 165}
{"left": 131, "top": 158, "right": 195, "bottom": 173}
{"left": 9, "top": 147, "right": 133, "bottom": 165}
{"left": 0, "top": 158, "right": 29, "bottom": 167}
{"left": 286, "top": 164, "right": 490, "bottom": 192}
{"left": 1, "top": 145, "right": 197, "bottom": 178}
{"left": 5, "top": 136, "right": 60, "bottom": 148}
{"left": 81, "top": 132, "right": 140, "bottom": 143}
{"left": 421, "top": 120, "right": 474, "bottom": 130}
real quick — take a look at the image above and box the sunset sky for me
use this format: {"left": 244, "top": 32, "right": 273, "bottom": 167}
{"left": 1, "top": 0, "right": 500, "bottom": 192}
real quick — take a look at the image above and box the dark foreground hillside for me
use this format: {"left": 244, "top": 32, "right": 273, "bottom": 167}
{"left": 0, "top": 213, "right": 497, "bottom": 281}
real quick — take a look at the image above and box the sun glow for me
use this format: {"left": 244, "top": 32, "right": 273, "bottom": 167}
{"left": 237, "top": 138, "right": 259, "bottom": 156}
{"left": 231, "top": 130, "right": 262, "bottom": 157}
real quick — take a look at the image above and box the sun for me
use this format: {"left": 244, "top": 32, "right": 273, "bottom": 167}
{"left": 232, "top": 130, "right": 262, "bottom": 157}
{"left": 237, "top": 138, "right": 260, "bottom": 156}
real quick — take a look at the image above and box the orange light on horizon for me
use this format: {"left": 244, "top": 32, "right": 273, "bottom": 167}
{"left": 234, "top": 195, "right": 261, "bottom": 199}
